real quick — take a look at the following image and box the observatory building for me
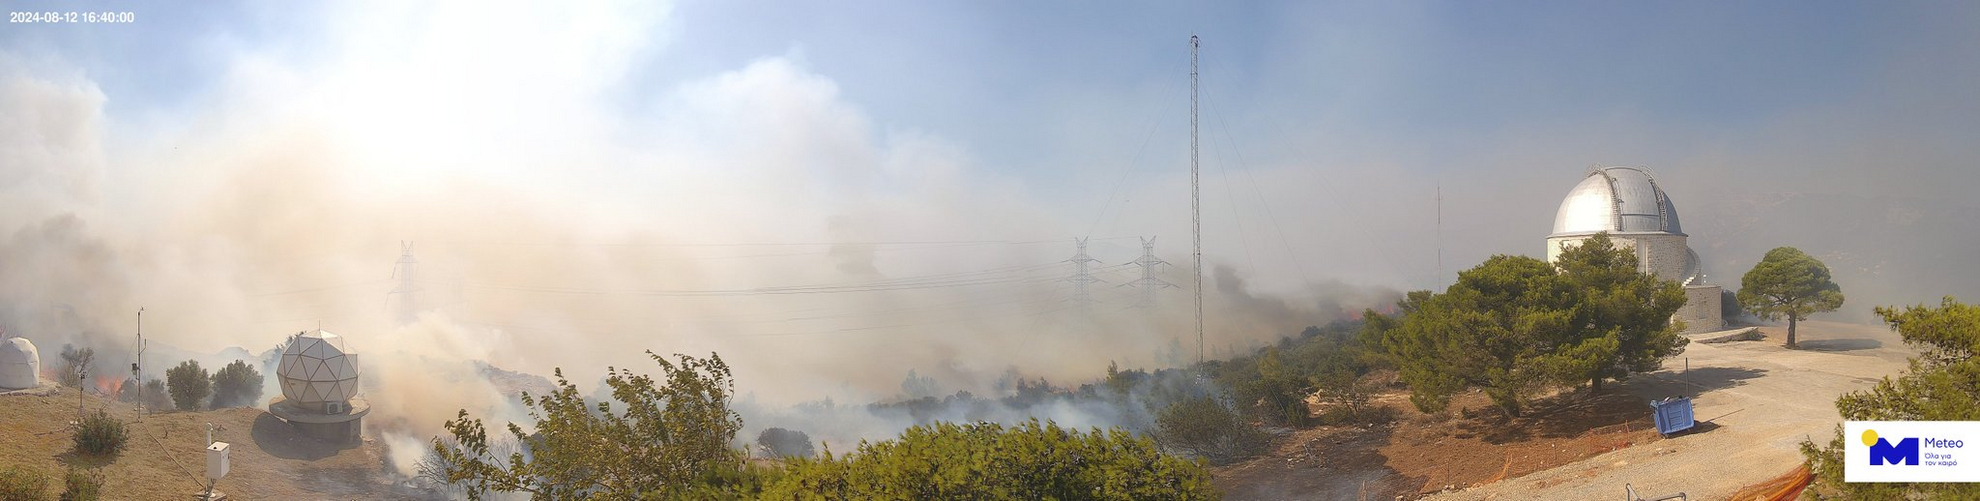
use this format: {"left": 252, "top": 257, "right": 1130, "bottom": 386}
{"left": 267, "top": 329, "right": 369, "bottom": 444}
{"left": 1546, "top": 166, "right": 1723, "bottom": 334}
{"left": 0, "top": 336, "right": 40, "bottom": 390}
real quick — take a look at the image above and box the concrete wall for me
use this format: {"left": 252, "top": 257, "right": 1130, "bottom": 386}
{"left": 292, "top": 418, "right": 363, "bottom": 445}
{"left": 1680, "top": 284, "right": 1724, "bottom": 334}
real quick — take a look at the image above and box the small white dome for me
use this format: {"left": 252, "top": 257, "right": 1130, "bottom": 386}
{"left": 0, "top": 337, "right": 41, "bottom": 390}
{"left": 276, "top": 330, "right": 359, "bottom": 404}
{"left": 1552, "top": 166, "right": 1685, "bottom": 237}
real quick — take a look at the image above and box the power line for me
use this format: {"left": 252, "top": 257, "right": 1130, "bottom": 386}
{"left": 745, "top": 303, "right": 1079, "bottom": 338}
{"left": 1086, "top": 64, "right": 1185, "bottom": 238}
{"left": 1204, "top": 89, "right": 1261, "bottom": 275}
{"left": 439, "top": 262, "right": 1075, "bottom": 297}
{"left": 247, "top": 279, "right": 392, "bottom": 297}
{"left": 422, "top": 237, "right": 1136, "bottom": 249}
{"left": 1197, "top": 42, "right": 1418, "bottom": 287}
{"left": 459, "top": 300, "right": 1079, "bottom": 340}
{"left": 1202, "top": 68, "right": 1311, "bottom": 286}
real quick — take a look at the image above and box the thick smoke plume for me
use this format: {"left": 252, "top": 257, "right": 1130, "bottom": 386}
{"left": 0, "top": 5, "right": 1397, "bottom": 476}
{"left": 8, "top": 0, "right": 1975, "bottom": 478}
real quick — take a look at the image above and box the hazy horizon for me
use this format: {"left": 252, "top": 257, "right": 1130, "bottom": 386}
{"left": 4, "top": 1, "right": 1978, "bottom": 461}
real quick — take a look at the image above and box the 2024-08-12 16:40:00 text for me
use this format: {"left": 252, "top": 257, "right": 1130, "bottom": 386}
{"left": 10, "top": 11, "right": 135, "bottom": 23}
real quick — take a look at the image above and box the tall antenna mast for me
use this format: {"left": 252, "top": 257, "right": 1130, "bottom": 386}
{"left": 1436, "top": 182, "right": 1443, "bottom": 283}
{"left": 133, "top": 307, "right": 145, "bottom": 420}
{"left": 390, "top": 241, "right": 419, "bottom": 325}
{"left": 1189, "top": 35, "right": 1204, "bottom": 367}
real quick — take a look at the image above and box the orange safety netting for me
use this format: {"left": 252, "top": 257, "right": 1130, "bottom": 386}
{"left": 1726, "top": 465, "right": 1812, "bottom": 501}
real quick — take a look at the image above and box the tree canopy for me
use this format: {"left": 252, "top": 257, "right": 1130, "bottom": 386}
{"left": 164, "top": 360, "right": 210, "bottom": 411}
{"left": 1547, "top": 233, "right": 1687, "bottom": 392}
{"left": 1801, "top": 297, "right": 1980, "bottom": 499}
{"left": 1382, "top": 254, "right": 1571, "bottom": 416}
{"left": 1738, "top": 246, "right": 1844, "bottom": 348}
{"left": 209, "top": 360, "right": 264, "bottom": 409}
{"left": 757, "top": 427, "right": 816, "bottom": 459}
{"left": 430, "top": 352, "right": 747, "bottom": 499}
{"left": 1377, "top": 234, "right": 1687, "bottom": 416}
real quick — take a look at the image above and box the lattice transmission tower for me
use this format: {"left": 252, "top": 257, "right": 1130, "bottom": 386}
{"left": 1065, "top": 237, "right": 1104, "bottom": 310}
{"left": 1124, "top": 237, "right": 1174, "bottom": 308}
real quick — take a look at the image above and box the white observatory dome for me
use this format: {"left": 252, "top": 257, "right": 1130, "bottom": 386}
{"left": 1551, "top": 166, "right": 1684, "bottom": 237}
{"left": 276, "top": 330, "right": 359, "bottom": 405}
{"left": 0, "top": 337, "right": 40, "bottom": 390}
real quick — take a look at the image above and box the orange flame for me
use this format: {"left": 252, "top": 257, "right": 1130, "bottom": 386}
{"left": 95, "top": 376, "right": 124, "bottom": 397}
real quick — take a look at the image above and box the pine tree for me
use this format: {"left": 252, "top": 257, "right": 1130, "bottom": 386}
{"left": 1547, "top": 233, "right": 1688, "bottom": 393}
{"left": 1801, "top": 297, "right": 1980, "bottom": 499}
{"left": 1739, "top": 246, "right": 1845, "bottom": 348}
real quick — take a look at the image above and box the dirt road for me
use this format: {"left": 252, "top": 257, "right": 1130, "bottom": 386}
{"left": 1424, "top": 321, "right": 1912, "bottom": 500}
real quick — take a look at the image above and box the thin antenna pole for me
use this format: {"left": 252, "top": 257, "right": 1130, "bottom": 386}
{"left": 392, "top": 241, "right": 419, "bottom": 325}
{"left": 134, "top": 307, "right": 144, "bottom": 421}
{"left": 1436, "top": 182, "right": 1443, "bottom": 283}
{"left": 1190, "top": 35, "right": 1203, "bottom": 367}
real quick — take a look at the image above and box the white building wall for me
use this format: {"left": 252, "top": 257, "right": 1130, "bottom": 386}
{"left": 1633, "top": 234, "right": 1690, "bottom": 283}
{"left": 1546, "top": 233, "right": 1688, "bottom": 282}
{"left": 1548, "top": 233, "right": 1720, "bottom": 334}
{"left": 1679, "top": 285, "right": 1724, "bottom": 334}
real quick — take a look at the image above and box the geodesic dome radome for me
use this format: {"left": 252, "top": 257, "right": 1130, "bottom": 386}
{"left": 0, "top": 337, "right": 38, "bottom": 390}
{"left": 277, "top": 330, "right": 359, "bottom": 404}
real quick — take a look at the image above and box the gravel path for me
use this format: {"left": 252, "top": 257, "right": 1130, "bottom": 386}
{"left": 1423, "top": 321, "right": 1911, "bottom": 501}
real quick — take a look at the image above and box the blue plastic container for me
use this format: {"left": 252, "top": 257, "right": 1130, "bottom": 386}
{"left": 1651, "top": 396, "right": 1695, "bottom": 436}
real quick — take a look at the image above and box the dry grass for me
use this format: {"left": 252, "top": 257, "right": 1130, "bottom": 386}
{"left": 1, "top": 387, "right": 432, "bottom": 500}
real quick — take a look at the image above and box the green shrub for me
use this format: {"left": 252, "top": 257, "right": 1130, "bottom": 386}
{"left": 114, "top": 378, "right": 141, "bottom": 404}
{"left": 768, "top": 419, "right": 1215, "bottom": 500}
{"left": 117, "top": 378, "right": 173, "bottom": 412}
{"left": 756, "top": 427, "right": 815, "bottom": 458}
{"left": 1153, "top": 395, "right": 1268, "bottom": 465}
{"left": 142, "top": 379, "right": 171, "bottom": 411}
{"left": 58, "top": 468, "right": 101, "bottom": 501}
{"left": 56, "top": 345, "right": 92, "bottom": 388}
{"left": 73, "top": 409, "right": 128, "bottom": 457}
{"left": 0, "top": 465, "right": 51, "bottom": 501}
{"left": 430, "top": 352, "right": 746, "bottom": 499}
{"left": 165, "top": 360, "right": 210, "bottom": 411}
{"left": 209, "top": 360, "right": 263, "bottom": 409}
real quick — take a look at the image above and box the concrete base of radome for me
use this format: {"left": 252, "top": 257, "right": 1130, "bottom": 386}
{"left": 266, "top": 396, "right": 369, "bottom": 445}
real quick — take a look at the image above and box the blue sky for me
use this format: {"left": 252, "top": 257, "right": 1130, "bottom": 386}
{"left": 6, "top": 0, "right": 1976, "bottom": 281}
